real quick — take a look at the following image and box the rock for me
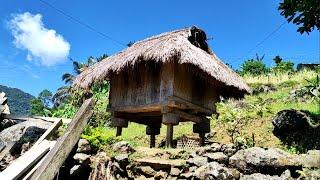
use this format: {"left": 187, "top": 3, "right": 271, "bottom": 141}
{"left": 73, "top": 153, "right": 91, "bottom": 164}
{"left": 272, "top": 109, "right": 315, "bottom": 137}
{"left": 240, "top": 170, "right": 292, "bottom": 180}
{"left": 252, "top": 84, "right": 276, "bottom": 94}
{"left": 188, "top": 166, "right": 198, "bottom": 172}
{"left": 221, "top": 143, "right": 237, "bottom": 156}
{"left": 77, "top": 139, "right": 92, "bottom": 153}
{"left": 20, "top": 142, "right": 30, "bottom": 155}
{"left": 115, "top": 154, "right": 129, "bottom": 163}
{"left": 210, "top": 143, "right": 222, "bottom": 152}
{"left": 179, "top": 172, "right": 193, "bottom": 179}
{"left": 280, "top": 169, "right": 292, "bottom": 179}
{"left": 194, "top": 162, "right": 240, "bottom": 180}
{"left": 154, "top": 170, "right": 168, "bottom": 179}
{"left": 0, "top": 120, "right": 50, "bottom": 144}
{"left": 300, "top": 150, "right": 320, "bottom": 168}
{"left": 229, "top": 147, "right": 301, "bottom": 175}
{"left": 170, "top": 167, "right": 180, "bottom": 176}
{"left": 204, "top": 152, "right": 228, "bottom": 163}
{"left": 135, "top": 175, "right": 147, "bottom": 180}
{"left": 135, "top": 158, "right": 185, "bottom": 170}
{"left": 70, "top": 165, "right": 82, "bottom": 176}
{"left": 240, "top": 173, "right": 283, "bottom": 180}
{"left": 139, "top": 166, "right": 156, "bottom": 176}
{"left": 187, "top": 156, "right": 208, "bottom": 167}
{"left": 112, "top": 141, "right": 135, "bottom": 154}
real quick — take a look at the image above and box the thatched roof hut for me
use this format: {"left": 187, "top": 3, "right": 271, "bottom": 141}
{"left": 74, "top": 26, "right": 250, "bottom": 94}
{"left": 74, "top": 26, "right": 250, "bottom": 148}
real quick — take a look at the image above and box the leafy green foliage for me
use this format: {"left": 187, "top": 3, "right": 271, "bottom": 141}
{"left": 278, "top": 0, "right": 320, "bottom": 34}
{"left": 82, "top": 125, "right": 121, "bottom": 150}
{"left": 272, "top": 61, "right": 295, "bottom": 73}
{"left": 38, "top": 89, "right": 52, "bottom": 108}
{"left": 0, "top": 85, "right": 34, "bottom": 116}
{"left": 30, "top": 98, "right": 52, "bottom": 116}
{"left": 240, "top": 59, "right": 269, "bottom": 75}
{"left": 240, "top": 54, "right": 269, "bottom": 75}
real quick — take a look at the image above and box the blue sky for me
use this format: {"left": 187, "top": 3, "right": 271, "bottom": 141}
{"left": 0, "top": 0, "right": 319, "bottom": 96}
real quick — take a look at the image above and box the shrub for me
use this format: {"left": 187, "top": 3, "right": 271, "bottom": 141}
{"left": 82, "top": 125, "right": 121, "bottom": 150}
{"left": 272, "top": 61, "right": 295, "bottom": 73}
{"left": 240, "top": 59, "right": 269, "bottom": 75}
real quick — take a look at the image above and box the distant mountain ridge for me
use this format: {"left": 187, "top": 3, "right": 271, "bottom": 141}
{"left": 0, "top": 85, "right": 34, "bottom": 116}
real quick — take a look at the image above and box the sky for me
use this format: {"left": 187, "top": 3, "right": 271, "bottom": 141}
{"left": 0, "top": 0, "right": 319, "bottom": 96}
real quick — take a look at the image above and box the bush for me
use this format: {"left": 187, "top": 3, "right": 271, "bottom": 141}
{"left": 240, "top": 59, "right": 269, "bottom": 75}
{"left": 82, "top": 125, "right": 121, "bottom": 150}
{"left": 272, "top": 61, "right": 295, "bottom": 73}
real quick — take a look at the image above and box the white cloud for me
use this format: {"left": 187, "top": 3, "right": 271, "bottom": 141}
{"left": 9, "top": 12, "right": 70, "bottom": 66}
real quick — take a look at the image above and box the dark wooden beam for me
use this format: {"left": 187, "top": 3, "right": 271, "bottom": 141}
{"left": 168, "top": 96, "right": 213, "bottom": 115}
{"left": 161, "top": 106, "right": 202, "bottom": 123}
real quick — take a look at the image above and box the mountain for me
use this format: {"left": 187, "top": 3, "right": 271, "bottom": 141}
{"left": 0, "top": 85, "right": 35, "bottom": 116}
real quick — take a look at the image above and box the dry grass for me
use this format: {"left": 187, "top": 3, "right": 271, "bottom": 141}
{"left": 243, "top": 70, "right": 317, "bottom": 85}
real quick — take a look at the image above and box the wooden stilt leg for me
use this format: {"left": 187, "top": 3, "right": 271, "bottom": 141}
{"left": 199, "top": 132, "right": 205, "bottom": 146}
{"left": 116, "top": 127, "right": 122, "bottom": 136}
{"left": 150, "top": 134, "right": 156, "bottom": 148}
{"left": 166, "top": 124, "right": 173, "bottom": 148}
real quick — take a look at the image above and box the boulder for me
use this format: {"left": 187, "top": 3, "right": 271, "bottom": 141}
{"left": 112, "top": 141, "right": 135, "bottom": 154}
{"left": 0, "top": 120, "right": 50, "bottom": 144}
{"left": 187, "top": 156, "right": 208, "bottom": 167}
{"left": 139, "top": 166, "right": 156, "bottom": 176}
{"left": 272, "top": 109, "right": 316, "bottom": 137}
{"left": 229, "top": 147, "right": 301, "bottom": 175}
{"left": 115, "top": 154, "right": 129, "bottom": 167}
{"left": 300, "top": 150, "right": 320, "bottom": 168}
{"left": 272, "top": 109, "right": 320, "bottom": 151}
{"left": 221, "top": 143, "right": 237, "bottom": 156}
{"left": 240, "top": 170, "right": 292, "bottom": 180}
{"left": 77, "top": 139, "right": 92, "bottom": 153}
{"left": 154, "top": 170, "right": 168, "bottom": 179}
{"left": 194, "top": 162, "right": 240, "bottom": 180}
{"left": 170, "top": 167, "right": 180, "bottom": 176}
{"left": 73, "top": 153, "right": 91, "bottom": 164}
{"left": 204, "top": 152, "right": 228, "bottom": 164}
{"left": 70, "top": 165, "right": 82, "bottom": 177}
{"left": 240, "top": 173, "right": 283, "bottom": 180}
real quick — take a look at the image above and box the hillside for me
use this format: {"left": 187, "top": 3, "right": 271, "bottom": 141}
{"left": 80, "top": 70, "right": 320, "bottom": 153}
{"left": 0, "top": 85, "right": 34, "bottom": 116}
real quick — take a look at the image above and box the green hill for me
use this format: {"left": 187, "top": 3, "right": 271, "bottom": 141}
{"left": 0, "top": 85, "right": 34, "bottom": 116}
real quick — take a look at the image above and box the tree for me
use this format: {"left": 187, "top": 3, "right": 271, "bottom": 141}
{"left": 278, "top": 0, "right": 320, "bottom": 34}
{"left": 273, "top": 55, "right": 283, "bottom": 65}
{"left": 31, "top": 90, "right": 53, "bottom": 116}
{"left": 38, "top": 89, "right": 52, "bottom": 108}
{"left": 240, "top": 54, "right": 269, "bottom": 75}
{"left": 53, "top": 55, "right": 106, "bottom": 107}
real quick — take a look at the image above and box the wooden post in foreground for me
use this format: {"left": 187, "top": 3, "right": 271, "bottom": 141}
{"left": 30, "top": 98, "right": 94, "bottom": 180}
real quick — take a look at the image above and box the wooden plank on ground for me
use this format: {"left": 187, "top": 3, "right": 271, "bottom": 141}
{"left": 30, "top": 98, "right": 94, "bottom": 180}
{"left": 0, "top": 140, "right": 56, "bottom": 180}
{"left": 21, "top": 149, "right": 51, "bottom": 180}
{"left": 34, "top": 118, "right": 63, "bottom": 146}
{"left": 0, "top": 141, "right": 16, "bottom": 161}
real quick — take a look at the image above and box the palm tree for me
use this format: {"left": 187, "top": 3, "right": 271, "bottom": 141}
{"left": 53, "top": 55, "right": 107, "bottom": 107}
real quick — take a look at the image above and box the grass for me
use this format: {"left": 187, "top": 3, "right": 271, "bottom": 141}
{"left": 82, "top": 70, "right": 320, "bottom": 153}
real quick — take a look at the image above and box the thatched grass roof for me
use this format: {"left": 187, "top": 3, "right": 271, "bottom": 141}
{"left": 74, "top": 26, "right": 251, "bottom": 93}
